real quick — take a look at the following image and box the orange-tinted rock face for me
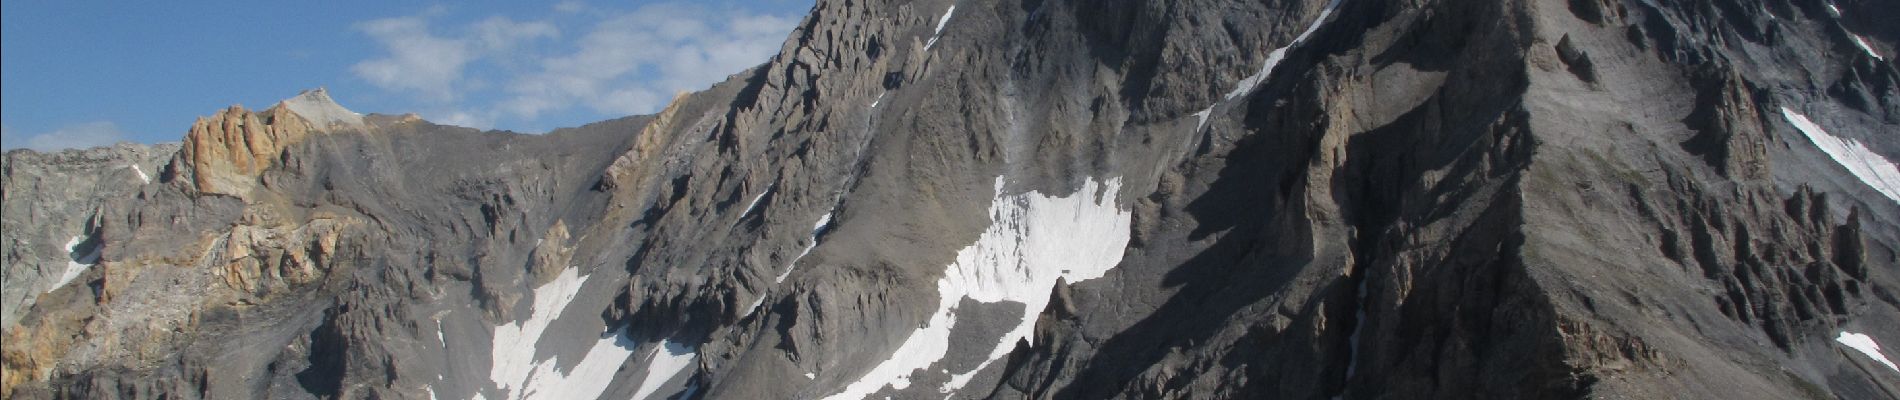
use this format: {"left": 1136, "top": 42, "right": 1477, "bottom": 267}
{"left": 179, "top": 105, "right": 314, "bottom": 196}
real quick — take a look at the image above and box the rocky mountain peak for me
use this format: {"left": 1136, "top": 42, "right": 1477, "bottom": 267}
{"left": 276, "top": 87, "right": 365, "bottom": 132}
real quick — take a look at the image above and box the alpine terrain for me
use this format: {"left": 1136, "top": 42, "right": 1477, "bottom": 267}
{"left": 3, "top": 0, "right": 1899, "bottom": 398}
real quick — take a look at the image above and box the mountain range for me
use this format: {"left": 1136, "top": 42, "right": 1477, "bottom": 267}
{"left": 3, "top": 0, "right": 1898, "bottom": 398}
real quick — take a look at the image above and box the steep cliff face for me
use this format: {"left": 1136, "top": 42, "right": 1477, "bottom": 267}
{"left": 2, "top": 0, "right": 1897, "bottom": 399}
{"left": 1, "top": 143, "right": 177, "bottom": 329}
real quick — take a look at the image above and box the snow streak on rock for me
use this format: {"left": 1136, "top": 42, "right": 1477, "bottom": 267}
{"left": 777, "top": 212, "right": 834, "bottom": 284}
{"left": 488, "top": 267, "right": 637, "bottom": 400}
{"left": 632, "top": 339, "right": 699, "bottom": 400}
{"left": 923, "top": 5, "right": 957, "bottom": 51}
{"left": 1222, "top": 0, "right": 1342, "bottom": 102}
{"left": 823, "top": 176, "right": 1131, "bottom": 399}
{"left": 1781, "top": 108, "right": 1900, "bottom": 203}
{"left": 1815, "top": 2, "right": 1883, "bottom": 60}
{"left": 1193, "top": 0, "right": 1343, "bottom": 132}
{"left": 746, "top": 208, "right": 839, "bottom": 318}
{"left": 740, "top": 292, "right": 770, "bottom": 319}
{"left": 130, "top": 165, "right": 150, "bottom": 184}
{"left": 729, "top": 184, "right": 770, "bottom": 236}
{"left": 1836, "top": 331, "right": 1900, "bottom": 372}
{"left": 739, "top": 187, "right": 771, "bottom": 219}
{"left": 1850, "top": 34, "right": 1885, "bottom": 61}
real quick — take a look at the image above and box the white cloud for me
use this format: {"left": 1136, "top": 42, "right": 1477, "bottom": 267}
{"left": 351, "top": 14, "right": 557, "bottom": 102}
{"left": 352, "top": 16, "right": 475, "bottom": 102}
{"left": 471, "top": 16, "right": 559, "bottom": 53}
{"left": 500, "top": 4, "right": 798, "bottom": 120}
{"left": 348, "top": 3, "right": 799, "bottom": 131}
{"left": 429, "top": 109, "right": 497, "bottom": 130}
{"left": 5, "top": 121, "right": 129, "bottom": 151}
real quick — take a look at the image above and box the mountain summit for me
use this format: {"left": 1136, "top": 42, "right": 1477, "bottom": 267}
{"left": 3, "top": 0, "right": 1898, "bottom": 399}
{"left": 277, "top": 88, "right": 366, "bottom": 133}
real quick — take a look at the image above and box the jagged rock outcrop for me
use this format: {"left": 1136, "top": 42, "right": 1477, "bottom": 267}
{"left": 175, "top": 88, "right": 369, "bottom": 197}
{"left": 2, "top": 0, "right": 1897, "bottom": 399}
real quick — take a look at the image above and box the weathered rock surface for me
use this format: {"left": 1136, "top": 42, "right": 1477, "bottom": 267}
{"left": 2, "top": 142, "right": 177, "bottom": 329}
{"left": 2, "top": 0, "right": 1897, "bottom": 399}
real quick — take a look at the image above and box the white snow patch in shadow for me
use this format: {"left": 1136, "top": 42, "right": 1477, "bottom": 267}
{"left": 514, "top": 327, "right": 638, "bottom": 400}
{"left": 821, "top": 176, "right": 1131, "bottom": 399}
{"left": 814, "top": 212, "right": 834, "bottom": 235}
{"left": 1782, "top": 108, "right": 1900, "bottom": 203}
{"left": 52, "top": 236, "right": 100, "bottom": 291}
{"left": 491, "top": 267, "right": 640, "bottom": 400}
{"left": 632, "top": 339, "right": 699, "bottom": 400}
{"left": 1836, "top": 331, "right": 1899, "bottom": 372}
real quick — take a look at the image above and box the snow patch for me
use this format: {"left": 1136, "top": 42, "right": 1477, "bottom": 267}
{"left": 51, "top": 236, "right": 99, "bottom": 290}
{"left": 806, "top": 372, "right": 816, "bottom": 380}
{"left": 489, "top": 267, "right": 638, "bottom": 400}
{"left": 1781, "top": 108, "right": 1900, "bottom": 203}
{"left": 632, "top": 340, "right": 699, "bottom": 400}
{"left": 822, "top": 176, "right": 1131, "bottom": 399}
{"left": 814, "top": 212, "right": 835, "bottom": 235}
{"left": 1836, "top": 331, "right": 1899, "bottom": 372}
{"left": 513, "top": 327, "right": 638, "bottom": 400}
{"left": 130, "top": 165, "right": 150, "bottom": 184}
{"left": 923, "top": 6, "right": 957, "bottom": 51}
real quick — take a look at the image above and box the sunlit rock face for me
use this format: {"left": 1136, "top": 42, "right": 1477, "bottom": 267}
{"left": 5, "top": 0, "right": 1900, "bottom": 398}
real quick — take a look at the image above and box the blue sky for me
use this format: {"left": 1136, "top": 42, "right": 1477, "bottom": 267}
{"left": 1, "top": 1, "right": 812, "bottom": 151}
